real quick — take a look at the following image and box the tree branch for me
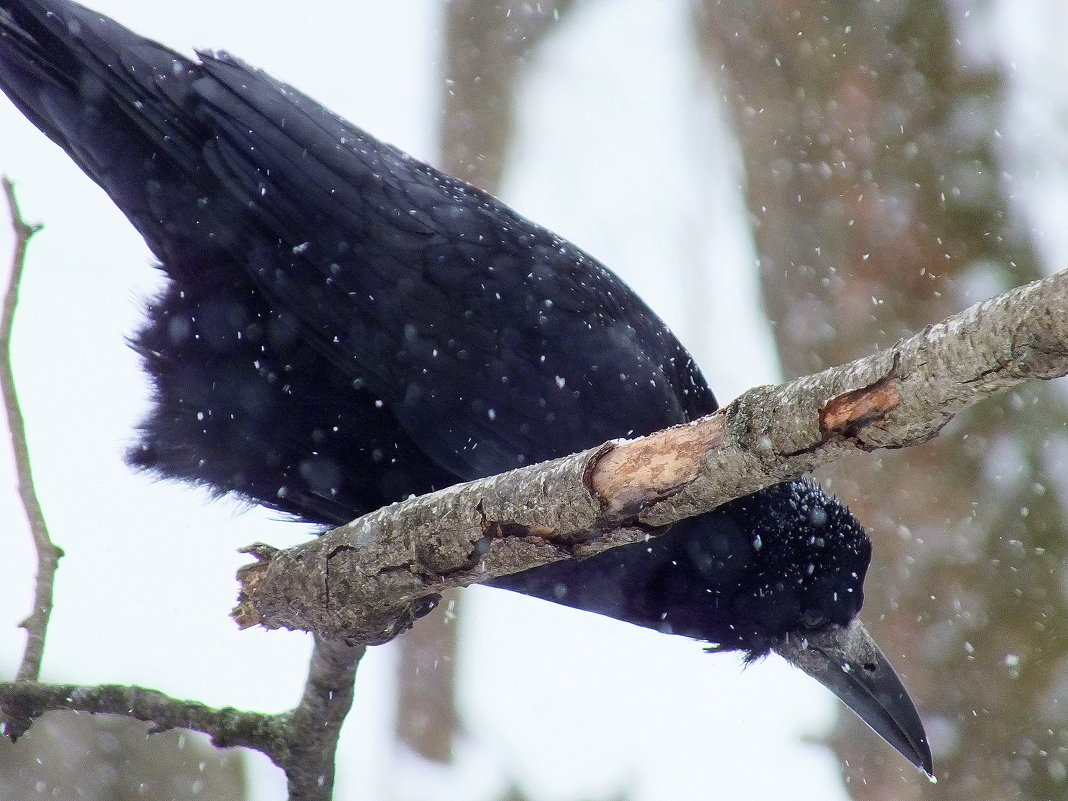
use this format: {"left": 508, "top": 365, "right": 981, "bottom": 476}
{"left": 233, "top": 269, "right": 1068, "bottom": 645}
{"left": 0, "top": 177, "right": 62, "bottom": 694}
{"left": 0, "top": 638, "right": 365, "bottom": 801}
{"left": 0, "top": 680, "right": 279, "bottom": 748}
{"left": 277, "top": 637, "right": 364, "bottom": 800}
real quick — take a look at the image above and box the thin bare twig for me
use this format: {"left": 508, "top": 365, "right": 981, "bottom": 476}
{"left": 0, "top": 177, "right": 62, "bottom": 688}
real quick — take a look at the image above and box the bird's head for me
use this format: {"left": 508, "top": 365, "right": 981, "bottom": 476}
{"left": 697, "top": 480, "right": 932, "bottom": 776}
{"left": 494, "top": 479, "right": 932, "bottom": 774}
{"left": 694, "top": 479, "right": 871, "bottom": 659}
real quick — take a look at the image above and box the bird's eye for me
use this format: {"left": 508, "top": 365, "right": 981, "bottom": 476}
{"left": 801, "top": 611, "right": 827, "bottom": 629}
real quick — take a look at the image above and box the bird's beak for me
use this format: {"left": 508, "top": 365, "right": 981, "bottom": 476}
{"left": 774, "top": 618, "right": 933, "bottom": 777}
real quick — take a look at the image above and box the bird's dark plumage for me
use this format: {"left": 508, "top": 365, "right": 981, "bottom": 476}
{"left": 0, "top": 0, "right": 931, "bottom": 774}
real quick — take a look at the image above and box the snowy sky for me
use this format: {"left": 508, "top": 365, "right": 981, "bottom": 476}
{"left": 8, "top": 0, "right": 1064, "bottom": 798}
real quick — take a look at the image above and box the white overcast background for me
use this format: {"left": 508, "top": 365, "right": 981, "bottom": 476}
{"left": 1, "top": 2, "right": 1066, "bottom": 800}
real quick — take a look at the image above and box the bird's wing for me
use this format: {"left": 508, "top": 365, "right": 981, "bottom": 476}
{"left": 0, "top": 0, "right": 717, "bottom": 481}
{"left": 189, "top": 51, "right": 717, "bottom": 477}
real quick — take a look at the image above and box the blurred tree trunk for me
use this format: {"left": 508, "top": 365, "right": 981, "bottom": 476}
{"left": 695, "top": 2, "right": 1068, "bottom": 799}
{"left": 390, "top": 0, "right": 576, "bottom": 771}
{"left": 440, "top": 0, "right": 576, "bottom": 190}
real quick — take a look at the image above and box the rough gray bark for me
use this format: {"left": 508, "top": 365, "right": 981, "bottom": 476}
{"left": 233, "top": 270, "right": 1068, "bottom": 644}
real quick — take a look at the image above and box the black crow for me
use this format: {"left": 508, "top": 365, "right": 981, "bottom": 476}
{"left": 0, "top": 0, "right": 932, "bottom": 775}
